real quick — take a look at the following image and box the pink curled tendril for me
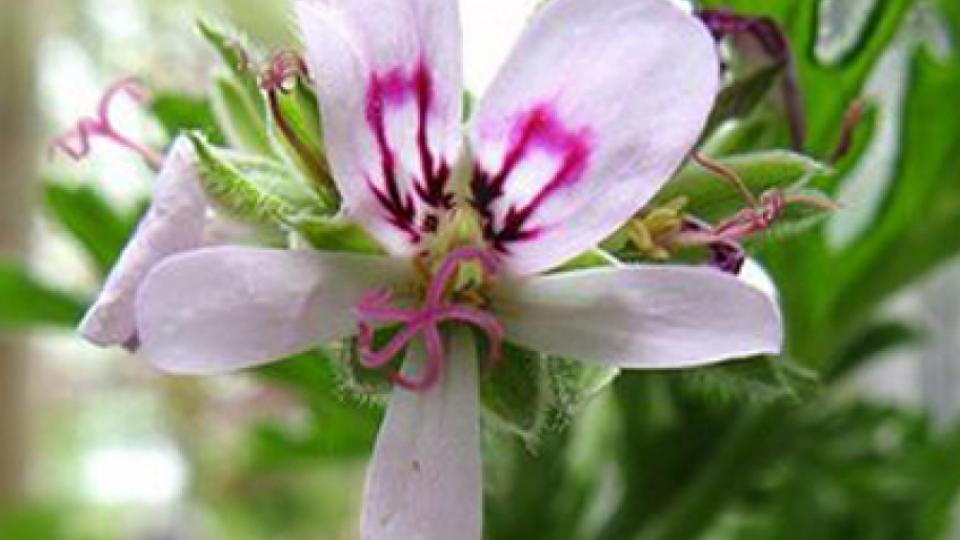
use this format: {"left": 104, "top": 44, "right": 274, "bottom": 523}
{"left": 353, "top": 247, "right": 505, "bottom": 392}
{"left": 49, "top": 77, "right": 161, "bottom": 171}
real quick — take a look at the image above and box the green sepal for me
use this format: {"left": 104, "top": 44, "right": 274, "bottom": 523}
{"left": 187, "top": 133, "right": 327, "bottom": 229}
{"left": 481, "top": 343, "right": 551, "bottom": 443}
{"left": 481, "top": 342, "right": 619, "bottom": 446}
{"left": 543, "top": 357, "right": 619, "bottom": 430}
{"left": 292, "top": 218, "right": 384, "bottom": 254}
{"left": 551, "top": 248, "right": 618, "bottom": 273}
{"left": 211, "top": 75, "right": 272, "bottom": 156}
{"left": 654, "top": 150, "right": 831, "bottom": 223}
{"left": 197, "top": 19, "right": 257, "bottom": 77}
{"left": 679, "top": 356, "right": 820, "bottom": 406}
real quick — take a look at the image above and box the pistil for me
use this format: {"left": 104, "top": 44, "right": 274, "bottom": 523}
{"left": 50, "top": 77, "right": 161, "bottom": 171}
{"left": 353, "top": 247, "right": 504, "bottom": 391}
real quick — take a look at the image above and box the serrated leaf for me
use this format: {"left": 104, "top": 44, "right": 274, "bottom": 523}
{"left": 188, "top": 133, "right": 326, "bottom": 228}
{"left": 0, "top": 262, "right": 88, "bottom": 328}
{"left": 655, "top": 150, "right": 831, "bottom": 223}
{"left": 42, "top": 183, "right": 142, "bottom": 276}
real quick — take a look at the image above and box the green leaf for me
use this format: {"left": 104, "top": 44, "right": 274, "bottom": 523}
{"left": 654, "top": 150, "right": 831, "bottom": 222}
{"left": 702, "top": 62, "right": 786, "bottom": 142}
{"left": 42, "top": 183, "right": 141, "bottom": 276}
{"left": 0, "top": 262, "right": 87, "bottom": 328}
{"left": 150, "top": 92, "right": 225, "bottom": 146}
{"left": 187, "top": 133, "right": 328, "bottom": 227}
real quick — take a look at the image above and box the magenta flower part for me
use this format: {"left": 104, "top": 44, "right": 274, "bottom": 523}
{"left": 354, "top": 247, "right": 504, "bottom": 391}
{"left": 50, "top": 77, "right": 161, "bottom": 170}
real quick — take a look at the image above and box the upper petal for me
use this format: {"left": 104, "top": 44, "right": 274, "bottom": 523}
{"left": 296, "top": 0, "right": 463, "bottom": 255}
{"left": 494, "top": 265, "right": 782, "bottom": 369}
{"left": 362, "top": 330, "right": 482, "bottom": 540}
{"left": 136, "top": 246, "right": 412, "bottom": 374}
{"left": 467, "top": 0, "right": 719, "bottom": 275}
{"left": 79, "top": 136, "right": 206, "bottom": 347}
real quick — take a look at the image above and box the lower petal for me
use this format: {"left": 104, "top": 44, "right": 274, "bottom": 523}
{"left": 362, "top": 330, "right": 482, "bottom": 540}
{"left": 79, "top": 136, "right": 206, "bottom": 346}
{"left": 136, "top": 246, "right": 411, "bottom": 374}
{"left": 494, "top": 266, "right": 782, "bottom": 369}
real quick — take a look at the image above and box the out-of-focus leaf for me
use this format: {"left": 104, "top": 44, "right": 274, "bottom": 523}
{"left": 42, "top": 183, "right": 140, "bottom": 276}
{"left": 0, "top": 262, "right": 87, "bottom": 328}
{"left": 681, "top": 356, "right": 819, "bottom": 405}
{"left": 150, "top": 92, "right": 225, "bottom": 145}
{"left": 702, "top": 62, "right": 785, "bottom": 142}
{"left": 654, "top": 150, "right": 830, "bottom": 222}
{"left": 826, "top": 320, "right": 924, "bottom": 380}
{"left": 251, "top": 350, "right": 382, "bottom": 463}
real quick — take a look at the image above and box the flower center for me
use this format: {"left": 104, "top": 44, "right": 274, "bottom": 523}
{"left": 353, "top": 247, "right": 504, "bottom": 392}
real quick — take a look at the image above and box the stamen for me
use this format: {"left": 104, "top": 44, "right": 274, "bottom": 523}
{"left": 352, "top": 247, "right": 504, "bottom": 392}
{"left": 49, "top": 77, "right": 161, "bottom": 171}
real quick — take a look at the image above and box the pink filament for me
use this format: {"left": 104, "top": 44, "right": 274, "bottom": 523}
{"left": 354, "top": 247, "right": 505, "bottom": 392}
{"left": 49, "top": 77, "right": 161, "bottom": 171}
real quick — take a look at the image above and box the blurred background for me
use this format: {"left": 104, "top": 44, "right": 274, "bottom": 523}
{"left": 2, "top": 0, "right": 960, "bottom": 538}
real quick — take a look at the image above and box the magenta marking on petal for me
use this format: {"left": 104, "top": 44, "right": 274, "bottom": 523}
{"left": 353, "top": 247, "right": 505, "bottom": 392}
{"left": 470, "top": 104, "right": 593, "bottom": 252}
{"left": 364, "top": 60, "right": 453, "bottom": 243}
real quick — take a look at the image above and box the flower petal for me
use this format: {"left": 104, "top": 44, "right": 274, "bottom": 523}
{"left": 79, "top": 137, "right": 206, "bottom": 347}
{"left": 494, "top": 266, "right": 782, "bottom": 368}
{"left": 136, "top": 247, "right": 412, "bottom": 374}
{"left": 363, "top": 330, "right": 482, "bottom": 540}
{"left": 467, "top": 0, "right": 719, "bottom": 275}
{"left": 296, "top": 0, "right": 463, "bottom": 255}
